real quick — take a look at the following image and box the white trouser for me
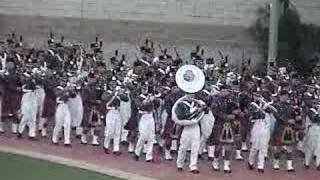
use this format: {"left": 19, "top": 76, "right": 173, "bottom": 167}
{"left": 0, "top": 98, "right": 3, "bottom": 132}
{"left": 104, "top": 109, "right": 122, "bottom": 152}
{"left": 135, "top": 113, "right": 155, "bottom": 161}
{"left": 199, "top": 111, "right": 215, "bottom": 155}
{"left": 35, "top": 88, "right": 46, "bottom": 132}
{"left": 248, "top": 118, "right": 271, "bottom": 169}
{"left": 177, "top": 124, "right": 201, "bottom": 171}
{"left": 18, "top": 92, "right": 37, "bottom": 137}
{"left": 304, "top": 125, "right": 320, "bottom": 167}
{"left": 35, "top": 88, "right": 45, "bottom": 118}
{"left": 120, "top": 101, "right": 131, "bottom": 142}
{"left": 67, "top": 95, "right": 83, "bottom": 132}
{"left": 52, "top": 103, "right": 71, "bottom": 144}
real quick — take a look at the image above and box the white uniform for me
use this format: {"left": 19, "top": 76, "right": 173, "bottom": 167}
{"left": 248, "top": 113, "right": 272, "bottom": 170}
{"left": 104, "top": 109, "right": 122, "bottom": 152}
{"left": 0, "top": 95, "right": 3, "bottom": 133}
{"left": 18, "top": 89, "right": 38, "bottom": 137}
{"left": 119, "top": 95, "right": 131, "bottom": 142}
{"left": 304, "top": 119, "right": 320, "bottom": 168}
{"left": 67, "top": 93, "right": 84, "bottom": 136}
{"left": 172, "top": 96, "right": 204, "bottom": 172}
{"left": 52, "top": 98, "right": 72, "bottom": 145}
{"left": 198, "top": 110, "right": 215, "bottom": 155}
{"left": 135, "top": 112, "right": 155, "bottom": 161}
{"left": 34, "top": 87, "right": 46, "bottom": 136}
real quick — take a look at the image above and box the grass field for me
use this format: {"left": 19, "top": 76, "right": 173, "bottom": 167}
{"left": 0, "top": 152, "right": 124, "bottom": 180}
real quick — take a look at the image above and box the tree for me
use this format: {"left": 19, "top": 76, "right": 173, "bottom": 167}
{"left": 250, "top": 1, "right": 320, "bottom": 75}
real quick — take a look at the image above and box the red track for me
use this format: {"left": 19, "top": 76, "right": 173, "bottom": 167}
{"left": 0, "top": 132, "right": 318, "bottom": 180}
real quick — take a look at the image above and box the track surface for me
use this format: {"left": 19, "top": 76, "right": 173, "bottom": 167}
{"left": 0, "top": 130, "right": 319, "bottom": 180}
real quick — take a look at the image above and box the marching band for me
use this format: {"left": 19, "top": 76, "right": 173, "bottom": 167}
{"left": 0, "top": 32, "right": 320, "bottom": 175}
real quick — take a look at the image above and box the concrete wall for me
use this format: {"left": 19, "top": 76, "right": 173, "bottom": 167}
{"left": 0, "top": 0, "right": 319, "bottom": 69}
{"left": 0, "top": 0, "right": 270, "bottom": 26}
{"left": 0, "top": 0, "right": 319, "bottom": 26}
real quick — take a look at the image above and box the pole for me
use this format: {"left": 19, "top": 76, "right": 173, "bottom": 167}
{"left": 267, "top": 0, "right": 281, "bottom": 74}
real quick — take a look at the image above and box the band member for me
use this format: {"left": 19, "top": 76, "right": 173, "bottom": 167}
{"left": 120, "top": 88, "right": 132, "bottom": 143}
{"left": 271, "top": 90, "right": 296, "bottom": 171}
{"left": 303, "top": 104, "right": 320, "bottom": 170}
{"left": 172, "top": 65, "right": 206, "bottom": 174}
{"left": 3, "top": 64, "right": 22, "bottom": 134}
{"left": 34, "top": 73, "right": 47, "bottom": 137}
{"left": 0, "top": 75, "right": 5, "bottom": 133}
{"left": 52, "top": 85, "right": 72, "bottom": 146}
{"left": 209, "top": 84, "right": 239, "bottom": 173}
{"left": 134, "top": 83, "right": 157, "bottom": 162}
{"left": 247, "top": 93, "right": 275, "bottom": 173}
{"left": 103, "top": 77, "right": 129, "bottom": 155}
{"left": 18, "top": 74, "right": 38, "bottom": 139}
{"left": 195, "top": 85, "right": 215, "bottom": 160}
{"left": 67, "top": 82, "right": 84, "bottom": 138}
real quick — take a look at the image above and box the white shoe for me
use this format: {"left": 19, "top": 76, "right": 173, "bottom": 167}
{"left": 223, "top": 160, "right": 231, "bottom": 173}
{"left": 212, "top": 158, "right": 219, "bottom": 170}
{"left": 81, "top": 135, "right": 88, "bottom": 144}
{"left": 52, "top": 136, "right": 58, "bottom": 144}
{"left": 64, "top": 139, "right": 71, "bottom": 146}
{"left": 236, "top": 150, "right": 244, "bottom": 160}
{"left": 91, "top": 135, "right": 99, "bottom": 146}
{"left": 273, "top": 159, "right": 280, "bottom": 170}
{"left": 287, "top": 160, "right": 295, "bottom": 172}
{"left": 241, "top": 142, "right": 248, "bottom": 151}
{"left": 11, "top": 123, "right": 18, "bottom": 134}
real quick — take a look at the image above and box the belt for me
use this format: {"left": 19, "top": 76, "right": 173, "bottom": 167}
{"left": 106, "top": 107, "right": 118, "bottom": 110}
{"left": 139, "top": 110, "right": 152, "bottom": 114}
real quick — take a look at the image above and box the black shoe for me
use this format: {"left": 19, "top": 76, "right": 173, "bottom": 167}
{"left": 113, "top": 151, "right": 122, "bottom": 156}
{"left": 146, "top": 159, "right": 154, "bottom": 163}
{"left": 208, "top": 157, "right": 214, "bottom": 161}
{"left": 0, "top": 131, "right": 5, "bottom": 134}
{"left": 17, "top": 133, "right": 22, "bottom": 139}
{"left": 304, "top": 164, "right": 310, "bottom": 169}
{"left": 28, "top": 137, "right": 38, "bottom": 141}
{"left": 248, "top": 163, "right": 254, "bottom": 170}
{"left": 165, "top": 158, "right": 173, "bottom": 161}
{"left": 64, "top": 144, "right": 72, "bottom": 148}
{"left": 287, "top": 169, "right": 295, "bottom": 173}
{"left": 76, "top": 135, "right": 81, "bottom": 139}
{"left": 177, "top": 168, "right": 183, "bottom": 172}
{"left": 104, "top": 148, "right": 110, "bottom": 154}
{"left": 224, "top": 170, "right": 232, "bottom": 174}
{"left": 134, "top": 155, "right": 139, "bottom": 161}
{"left": 258, "top": 169, "right": 264, "bottom": 173}
{"left": 190, "top": 169, "right": 200, "bottom": 174}
{"left": 120, "top": 141, "right": 129, "bottom": 146}
{"left": 198, "top": 155, "right": 203, "bottom": 160}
